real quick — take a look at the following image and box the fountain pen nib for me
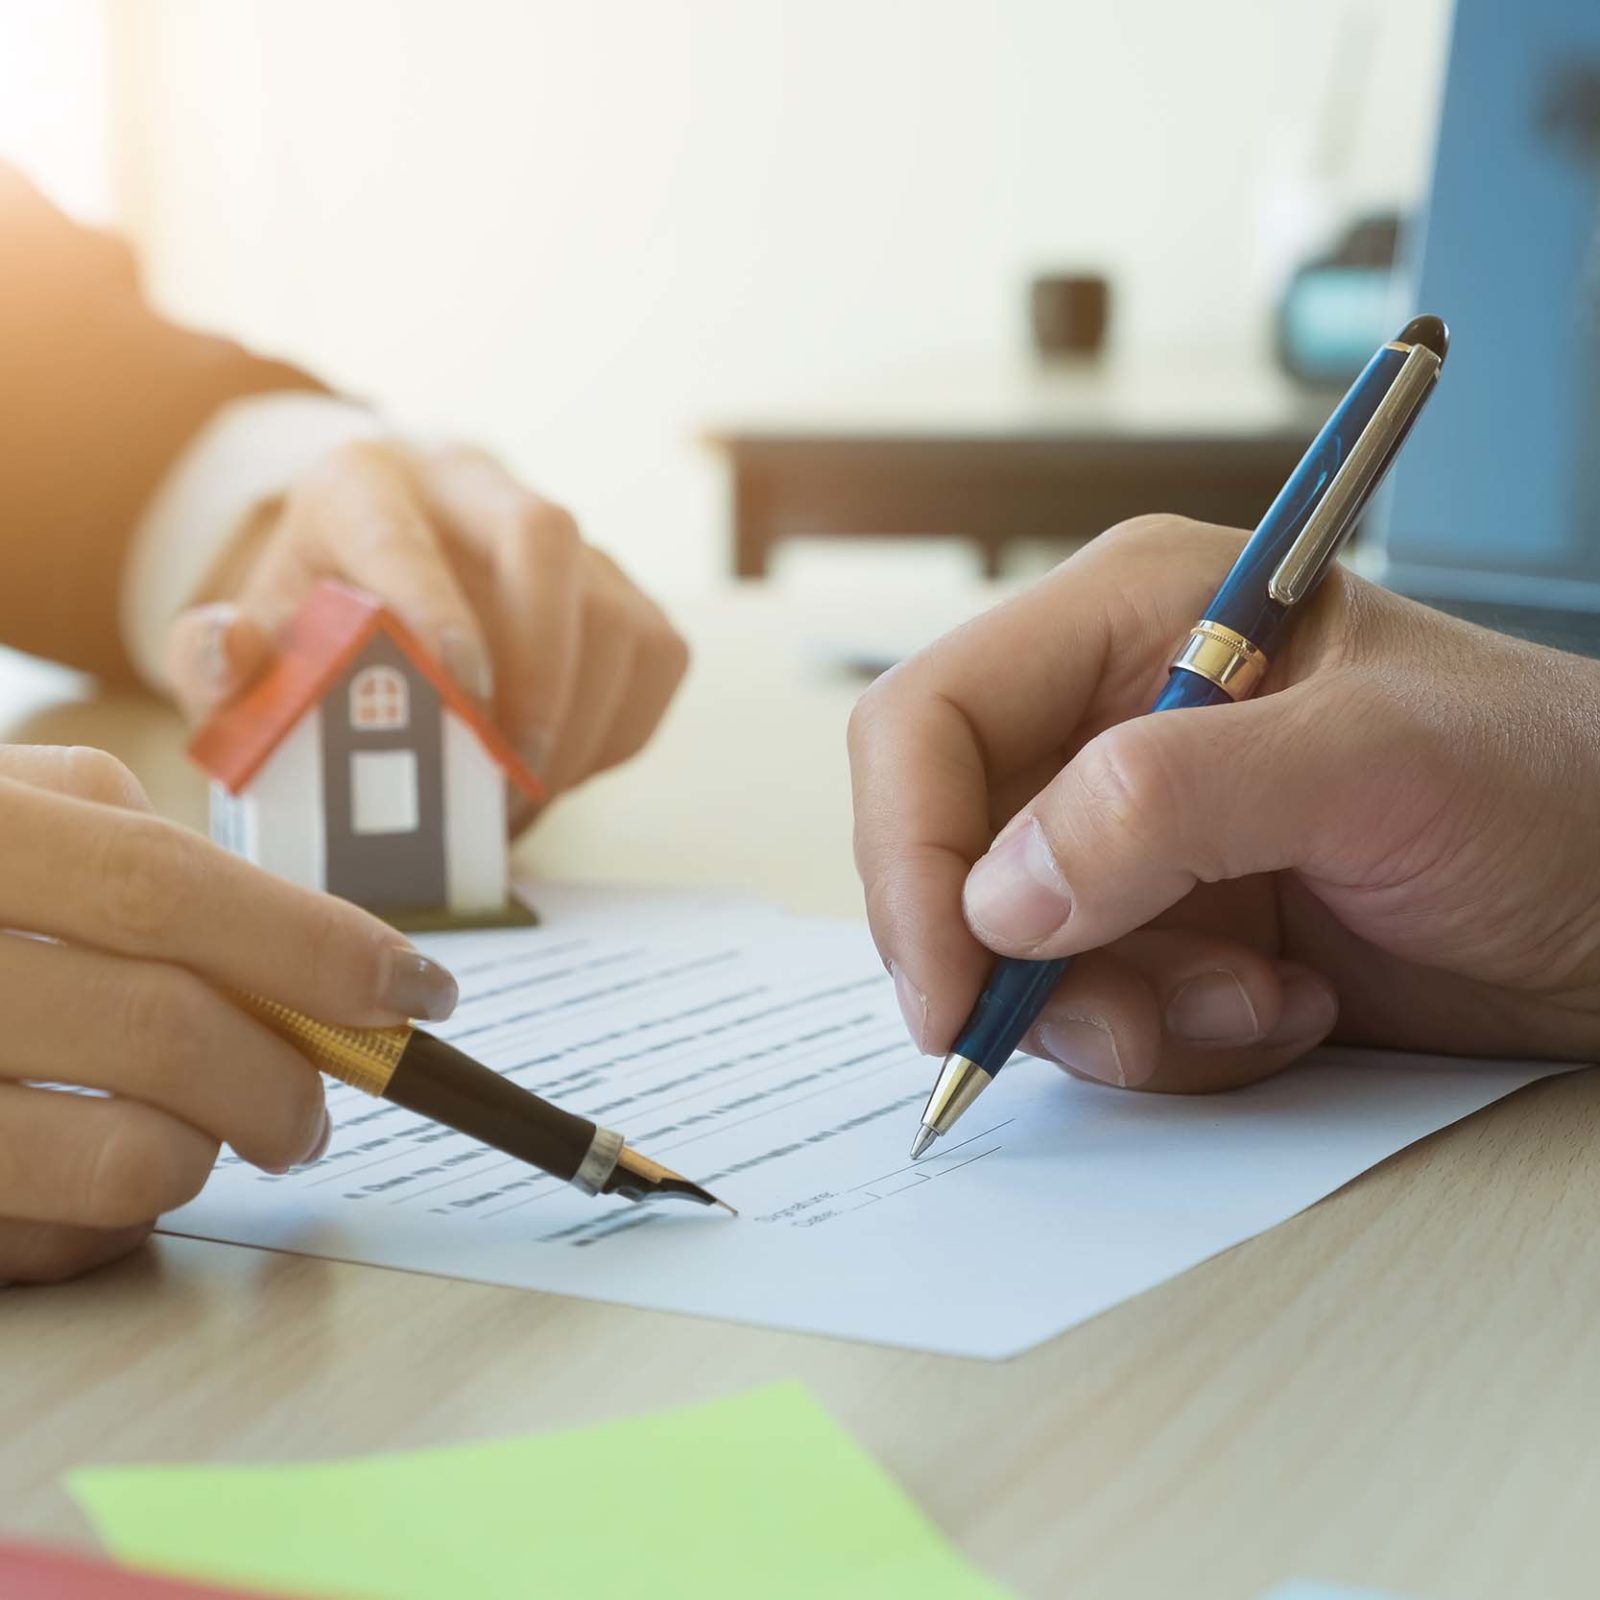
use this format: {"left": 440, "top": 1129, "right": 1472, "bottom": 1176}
{"left": 909, "top": 1125, "right": 939, "bottom": 1161}
{"left": 609, "top": 1145, "right": 738, "bottom": 1214}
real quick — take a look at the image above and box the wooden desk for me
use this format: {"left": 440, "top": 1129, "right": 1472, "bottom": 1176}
{"left": 705, "top": 359, "right": 1329, "bottom": 579}
{"left": 4, "top": 591, "right": 1600, "bottom": 1600}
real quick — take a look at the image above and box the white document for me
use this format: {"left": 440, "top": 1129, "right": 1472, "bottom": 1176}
{"left": 165, "top": 887, "right": 1570, "bottom": 1359}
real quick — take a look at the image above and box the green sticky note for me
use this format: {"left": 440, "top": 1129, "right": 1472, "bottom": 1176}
{"left": 70, "top": 1384, "right": 1007, "bottom": 1600}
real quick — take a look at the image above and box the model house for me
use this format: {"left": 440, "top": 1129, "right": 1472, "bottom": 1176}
{"left": 190, "top": 580, "right": 542, "bottom": 928}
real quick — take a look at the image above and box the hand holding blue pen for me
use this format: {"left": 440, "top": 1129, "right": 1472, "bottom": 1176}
{"left": 851, "top": 317, "right": 1454, "bottom": 1156}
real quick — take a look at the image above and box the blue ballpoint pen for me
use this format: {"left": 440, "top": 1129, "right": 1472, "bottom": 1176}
{"left": 909, "top": 314, "right": 1452, "bottom": 1160}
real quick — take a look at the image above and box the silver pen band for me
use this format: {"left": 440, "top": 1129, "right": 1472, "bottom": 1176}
{"left": 570, "top": 1124, "right": 626, "bottom": 1195}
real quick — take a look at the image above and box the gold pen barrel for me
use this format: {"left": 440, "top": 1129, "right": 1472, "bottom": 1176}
{"left": 233, "top": 994, "right": 734, "bottom": 1211}
{"left": 235, "top": 993, "right": 412, "bottom": 1097}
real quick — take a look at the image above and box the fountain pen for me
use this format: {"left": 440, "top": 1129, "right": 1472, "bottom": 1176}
{"left": 236, "top": 993, "right": 734, "bottom": 1210}
{"left": 910, "top": 314, "right": 1451, "bottom": 1160}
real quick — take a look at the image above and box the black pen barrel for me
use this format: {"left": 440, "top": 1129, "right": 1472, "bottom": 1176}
{"left": 386, "top": 1029, "right": 597, "bottom": 1185}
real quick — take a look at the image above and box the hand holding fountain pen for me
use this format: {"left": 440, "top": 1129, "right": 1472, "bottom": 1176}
{"left": 235, "top": 994, "right": 734, "bottom": 1211}
{"left": 910, "top": 315, "right": 1451, "bottom": 1160}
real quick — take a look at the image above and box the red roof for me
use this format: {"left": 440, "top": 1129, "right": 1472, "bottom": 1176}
{"left": 189, "top": 580, "right": 545, "bottom": 801}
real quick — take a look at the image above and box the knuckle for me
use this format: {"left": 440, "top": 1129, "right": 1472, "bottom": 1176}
{"left": 654, "top": 623, "right": 690, "bottom": 686}
{"left": 97, "top": 818, "right": 195, "bottom": 945}
{"left": 1077, "top": 723, "right": 1181, "bottom": 850}
{"left": 846, "top": 671, "right": 904, "bottom": 762}
{"left": 318, "top": 436, "right": 393, "bottom": 484}
{"left": 288, "top": 440, "right": 375, "bottom": 514}
{"left": 60, "top": 747, "right": 150, "bottom": 812}
{"left": 1100, "top": 512, "right": 1199, "bottom": 553}
{"left": 581, "top": 577, "right": 634, "bottom": 637}
{"left": 121, "top": 967, "right": 210, "bottom": 1094}
{"left": 431, "top": 440, "right": 495, "bottom": 476}
{"left": 300, "top": 895, "right": 381, "bottom": 1005}
{"left": 845, "top": 693, "right": 875, "bottom": 762}
{"left": 82, "top": 1117, "right": 176, "bottom": 1226}
{"left": 514, "top": 498, "right": 582, "bottom": 558}
{"left": 1096, "top": 513, "right": 1250, "bottom": 581}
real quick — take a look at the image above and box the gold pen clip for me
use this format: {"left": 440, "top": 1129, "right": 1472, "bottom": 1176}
{"left": 1267, "top": 340, "right": 1442, "bottom": 607}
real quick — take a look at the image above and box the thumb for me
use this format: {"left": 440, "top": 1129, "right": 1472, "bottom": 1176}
{"left": 962, "top": 685, "right": 1338, "bottom": 958}
{"left": 165, "top": 602, "right": 273, "bottom": 724}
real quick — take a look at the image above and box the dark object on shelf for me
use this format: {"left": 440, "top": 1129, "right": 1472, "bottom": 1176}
{"left": 1030, "top": 273, "right": 1110, "bottom": 358}
{"left": 1275, "top": 212, "right": 1403, "bottom": 388}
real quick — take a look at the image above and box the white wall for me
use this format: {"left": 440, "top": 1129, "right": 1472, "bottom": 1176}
{"left": 442, "top": 712, "right": 508, "bottom": 914}
{"left": 67, "top": 1, "right": 1455, "bottom": 590}
{"left": 248, "top": 710, "right": 326, "bottom": 891}
{"left": 0, "top": 0, "right": 113, "bottom": 221}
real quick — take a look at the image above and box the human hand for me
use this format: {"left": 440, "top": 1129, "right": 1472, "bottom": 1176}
{"left": 0, "top": 744, "right": 458, "bottom": 1284}
{"left": 849, "top": 516, "right": 1600, "bottom": 1093}
{"left": 164, "top": 442, "right": 688, "bottom": 815}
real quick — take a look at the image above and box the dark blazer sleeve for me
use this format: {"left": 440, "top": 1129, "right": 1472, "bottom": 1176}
{"left": 0, "top": 167, "right": 327, "bottom": 680}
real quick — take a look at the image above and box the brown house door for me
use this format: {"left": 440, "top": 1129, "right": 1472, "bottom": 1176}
{"left": 322, "top": 637, "right": 448, "bottom": 915}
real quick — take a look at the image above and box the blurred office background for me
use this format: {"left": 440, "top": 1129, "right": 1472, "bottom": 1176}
{"left": 1, "top": 0, "right": 1453, "bottom": 600}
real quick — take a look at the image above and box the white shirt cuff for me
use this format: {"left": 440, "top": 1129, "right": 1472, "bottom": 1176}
{"left": 119, "top": 391, "right": 385, "bottom": 692}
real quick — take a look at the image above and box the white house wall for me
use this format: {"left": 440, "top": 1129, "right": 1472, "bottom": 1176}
{"left": 209, "top": 782, "right": 257, "bottom": 860}
{"left": 443, "top": 711, "right": 507, "bottom": 913}
{"left": 248, "top": 709, "right": 326, "bottom": 892}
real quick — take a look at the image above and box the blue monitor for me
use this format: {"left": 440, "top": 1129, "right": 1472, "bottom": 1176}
{"left": 1379, "top": 0, "right": 1600, "bottom": 615}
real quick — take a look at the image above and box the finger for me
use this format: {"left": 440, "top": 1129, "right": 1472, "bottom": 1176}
{"left": 584, "top": 564, "right": 690, "bottom": 781}
{"left": 0, "top": 933, "right": 329, "bottom": 1172}
{"left": 848, "top": 671, "right": 996, "bottom": 1055}
{"left": 0, "top": 1083, "right": 218, "bottom": 1229}
{"left": 413, "top": 448, "right": 583, "bottom": 776}
{"left": 0, "top": 779, "right": 458, "bottom": 1025}
{"left": 549, "top": 551, "right": 688, "bottom": 791}
{"left": 0, "top": 1218, "right": 153, "bottom": 1285}
{"left": 0, "top": 745, "right": 153, "bottom": 811}
{"left": 962, "top": 675, "right": 1389, "bottom": 959}
{"left": 164, "top": 603, "right": 273, "bottom": 724}
{"left": 846, "top": 516, "right": 1243, "bottom": 1054}
{"left": 883, "top": 515, "right": 1245, "bottom": 774}
{"left": 1018, "top": 930, "right": 1339, "bottom": 1093}
{"left": 258, "top": 441, "right": 492, "bottom": 701}
{"left": 540, "top": 564, "right": 641, "bottom": 795}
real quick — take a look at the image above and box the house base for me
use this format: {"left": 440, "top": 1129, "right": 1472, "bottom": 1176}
{"left": 376, "top": 898, "right": 540, "bottom": 935}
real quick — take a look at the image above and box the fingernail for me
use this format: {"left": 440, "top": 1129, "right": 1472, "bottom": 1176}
{"left": 1166, "top": 970, "right": 1261, "bottom": 1044}
{"left": 440, "top": 628, "right": 494, "bottom": 702}
{"left": 1038, "top": 1015, "right": 1127, "bottom": 1087}
{"left": 521, "top": 728, "right": 554, "bottom": 776}
{"left": 990, "top": 809, "right": 1032, "bottom": 850}
{"left": 889, "top": 962, "right": 930, "bottom": 1054}
{"left": 1266, "top": 973, "right": 1339, "bottom": 1044}
{"left": 296, "top": 1108, "right": 333, "bottom": 1168}
{"left": 379, "top": 945, "right": 459, "bottom": 1021}
{"left": 964, "top": 817, "right": 1072, "bottom": 948}
{"left": 198, "top": 603, "right": 239, "bottom": 695}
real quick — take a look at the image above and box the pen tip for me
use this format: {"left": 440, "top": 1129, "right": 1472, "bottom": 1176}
{"left": 609, "top": 1146, "right": 736, "bottom": 1214}
{"left": 910, "top": 1126, "right": 937, "bottom": 1161}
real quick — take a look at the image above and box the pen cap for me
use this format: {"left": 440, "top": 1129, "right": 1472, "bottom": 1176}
{"left": 1397, "top": 314, "right": 1449, "bottom": 362}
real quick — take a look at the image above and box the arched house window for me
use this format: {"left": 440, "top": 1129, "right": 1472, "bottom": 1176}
{"left": 349, "top": 665, "right": 409, "bottom": 731}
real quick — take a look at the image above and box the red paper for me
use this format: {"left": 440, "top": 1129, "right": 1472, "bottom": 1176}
{"left": 0, "top": 1541, "right": 295, "bottom": 1599}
